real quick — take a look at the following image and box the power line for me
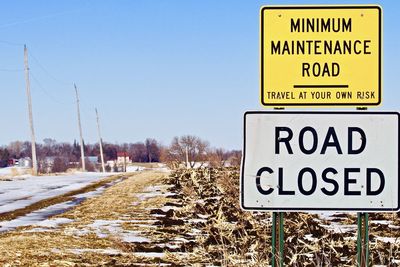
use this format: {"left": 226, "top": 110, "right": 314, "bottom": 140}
{"left": 30, "top": 71, "right": 70, "bottom": 105}
{"left": 0, "top": 40, "right": 24, "bottom": 46}
{"left": 25, "top": 46, "right": 98, "bottom": 118}
{"left": 28, "top": 48, "right": 70, "bottom": 85}
{"left": 26, "top": 46, "right": 96, "bottom": 127}
{"left": 0, "top": 68, "right": 23, "bottom": 72}
{"left": 0, "top": 41, "right": 26, "bottom": 72}
{"left": 30, "top": 69, "right": 93, "bottom": 118}
{"left": 0, "top": 9, "right": 86, "bottom": 30}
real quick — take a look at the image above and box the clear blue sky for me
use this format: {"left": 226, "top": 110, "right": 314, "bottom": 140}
{"left": 0, "top": 0, "right": 398, "bottom": 149}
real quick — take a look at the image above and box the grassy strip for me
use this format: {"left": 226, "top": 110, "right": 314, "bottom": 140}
{"left": 0, "top": 174, "right": 127, "bottom": 222}
{"left": 0, "top": 171, "right": 170, "bottom": 266}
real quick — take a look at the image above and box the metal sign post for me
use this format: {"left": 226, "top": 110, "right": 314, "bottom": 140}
{"left": 271, "top": 107, "right": 285, "bottom": 267}
{"left": 356, "top": 107, "right": 369, "bottom": 267}
{"left": 271, "top": 212, "right": 284, "bottom": 267}
{"left": 357, "top": 212, "right": 369, "bottom": 266}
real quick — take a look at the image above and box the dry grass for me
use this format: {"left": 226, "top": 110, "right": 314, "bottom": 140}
{"left": 0, "top": 167, "right": 399, "bottom": 266}
{"left": 10, "top": 167, "right": 20, "bottom": 177}
{"left": 165, "top": 167, "right": 400, "bottom": 266}
{"left": 0, "top": 167, "right": 31, "bottom": 180}
{"left": 0, "top": 171, "right": 198, "bottom": 266}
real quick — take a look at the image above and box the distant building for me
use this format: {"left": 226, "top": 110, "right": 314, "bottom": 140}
{"left": 106, "top": 160, "right": 115, "bottom": 167}
{"left": 8, "top": 159, "right": 19, "bottom": 166}
{"left": 19, "top": 157, "right": 32, "bottom": 168}
{"left": 117, "top": 152, "right": 131, "bottom": 165}
{"left": 85, "top": 156, "right": 98, "bottom": 165}
{"left": 5, "top": 157, "right": 32, "bottom": 168}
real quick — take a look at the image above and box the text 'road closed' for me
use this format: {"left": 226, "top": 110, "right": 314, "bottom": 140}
{"left": 241, "top": 112, "right": 399, "bottom": 211}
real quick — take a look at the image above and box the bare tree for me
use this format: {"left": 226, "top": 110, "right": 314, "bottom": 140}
{"left": 227, "top": 150, "right": 242, "bottom": 167}
{"left": 208, "top": 148, "right": 228, "bottom": 167}
{"left": 164, "top": 135, "right": 209, "bottom": 168}
{"left": 129, "top": 142, "right": 147, "bottom": 162}
{"left": 7, "top": 141, "right": 23, "bottom": 158}
{"left": 145, "top": 138, "right": 160, "bottom": 163}
{"left": 51, "top": 157, "right": 68, "bottom": 173}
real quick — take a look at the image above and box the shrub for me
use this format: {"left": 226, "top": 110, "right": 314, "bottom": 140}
{"left": 52, "top": 157, "right": 68, "bottom": 173}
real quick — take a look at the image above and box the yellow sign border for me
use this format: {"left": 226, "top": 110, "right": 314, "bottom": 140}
{"left": 260, "top": 5, "right": 382, "bottom": 107}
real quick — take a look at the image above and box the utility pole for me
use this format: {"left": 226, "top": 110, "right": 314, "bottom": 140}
{"left": 23, "top": 45, "right": 38, "bottom": 175}
{"left": 95, "top": 108, "right": 106, "bottom": 173}
{"left": 123, "top": 152, "right": 127, "bottom": 172}
{"left": 74, "top": 84, "right": 86, "bottom": 171}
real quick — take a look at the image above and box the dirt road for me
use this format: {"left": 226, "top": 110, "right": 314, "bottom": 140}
{"left": 0, "top": 170, "right": 197, "bottom": 266}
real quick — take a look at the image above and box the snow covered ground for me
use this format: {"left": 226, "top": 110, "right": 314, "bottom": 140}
{"left": 0, "top": 165, "right": 168, "bottom": 232}
{"left": 126, "top": 165, "right": 145, "bottom": 172}
{"left": 126, "top": 163, "right": 170, "bottom": 173}
{"left": 0, "top": 177, "right": 124, "bottom": 232}
{"left": 0, "top": 170, "right": 113, "bottom": 214}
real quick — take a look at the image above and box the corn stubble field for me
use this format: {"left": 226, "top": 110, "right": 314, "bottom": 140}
{"left": 0, "top": 167, "right": 399, "bottom": 266}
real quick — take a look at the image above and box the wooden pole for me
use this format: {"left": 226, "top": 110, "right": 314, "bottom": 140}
{"left": 123, "top": 152, "right": 127, "bottom": 172}
{"left": 74, "top": 84, "right": 86, "bottom": 171}
{"left": 95, "top": 108, "right": 106, "bottom": 172}
{"left": 23, "top": 45, "right": 38, "bottom": 175}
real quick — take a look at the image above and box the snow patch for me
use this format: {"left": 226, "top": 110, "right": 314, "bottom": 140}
{"left": 121, "top": 231, "right": 150, "bottom": 243}
{"left": 0, "top": 200, "right": 79, "bottom": 232}
{"left": 134, "top": 252, "right": 165, "bottom": 258}
{"left": 320, "top": 222, "right": 357, "bottom": 234}
{"left": 0, "top": 172, "right": 113, "bottom": 214}
{"left": 86, "top": 220, "right": 150, "bottom": 243}
{"left": 69, "top": 248, "right": 123, "bottom": 255}
{"left": 35, "top": 217, "right": 74, "bottom": 228}
{"left": 126, "top": 166, "right": 145, "bottom": 172}
{"left": 375, "top": 236, "right": 400, "bottom": 244}
{"left": 135, "top": 184, "right": 175, "bottom": 202}
{"left": 0, "top": 175, "right": 122, "bottom": 233}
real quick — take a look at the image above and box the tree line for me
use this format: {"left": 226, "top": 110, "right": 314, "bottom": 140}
{"left": 0, "top": 135, "right": 241, "bottom": 172}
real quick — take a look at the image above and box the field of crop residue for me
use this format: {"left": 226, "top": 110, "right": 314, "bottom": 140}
{"left": 0, "top": 168, "right": 399, "bottom": 266}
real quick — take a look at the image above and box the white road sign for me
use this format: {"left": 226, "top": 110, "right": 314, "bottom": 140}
{"left": 241, "top": 111, "right": 399, "bottom": 212}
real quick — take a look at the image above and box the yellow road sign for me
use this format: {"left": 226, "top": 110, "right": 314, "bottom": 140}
{"left": 260, "top": 5, "right": 382, "bottom": 107}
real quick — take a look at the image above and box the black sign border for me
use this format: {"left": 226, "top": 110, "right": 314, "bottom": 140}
{"left": 240, "top": 111, "right": 400, "bottom": 212}
{"left": 260, "top": 5, "right": 382, "bottom": 107}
